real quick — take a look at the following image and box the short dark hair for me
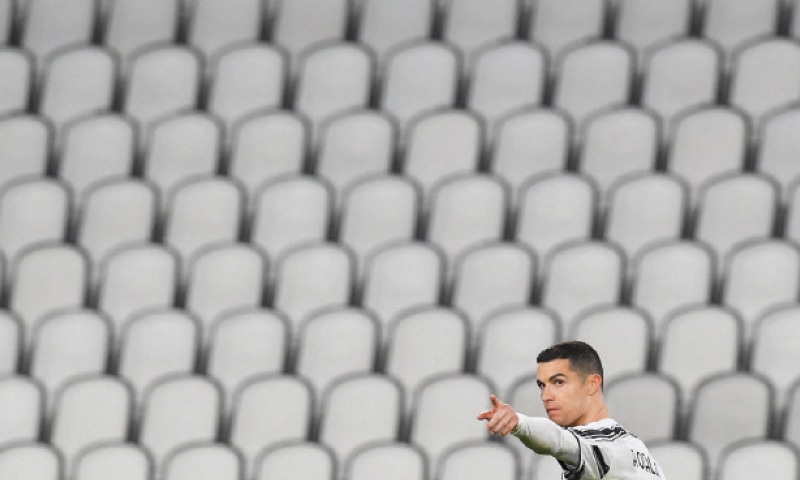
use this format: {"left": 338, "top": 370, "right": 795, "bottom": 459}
{"left": 537, "top": 341, "right": 604, "bottom": 384}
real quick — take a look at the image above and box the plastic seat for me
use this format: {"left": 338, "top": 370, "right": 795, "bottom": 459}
{"left": 161, "top": 442, "right": 242, "bottom": 480}
{"left": 207, "top": 42, "right": 286, "bottom": 132}
{"left": 578, "top": 108, "right": 660, "bottom": 198}
{"left": 21, "top": 0, "right": 95, "bottom": 71}
{"left": 227, "top": 110, "right": 308, "bottom": 200}
{"left": 568, "top": 306, "right": 651, "bottom": 383}
{"left": 614, "top": 0, "right": 693, "bottom": 61}
{"left": 293, "top": 42, "right": 373, "bottom": 136}
{"left": 436, "top": 440, "right": 518, "bottom": 480}
{"left": 356, "top": 0, "right": 433, "bottom": 62}
{"left": 751, "top": 305, "right": 800, "bottom": 410}
{"left": 72, "top": 442, "right": 153, "bottom": 480}
{"left": 686, "top": 372, "right": 773, "bottom": 471}
{"left": 163, "top": 177, "right": 244, "bottom": 264}
{"left": 95, "top": 243, "right": 179, "bottom": 336}
{"left": 38, "top": 46, "right": 116, "bottom": 133}
{"left": 657, "top": 305, "right": 741, "bottom": 406}
{"left": 122, "top": 45, "right": 201, "bottom": 129}
{"left": 103, "top": 0, "right": 179, "bottom": 67}
{"left": 786, "top": 381, "right": 800, "bottom": 450}
{"left": 0, "top": 374, "right": 44, "bottom": 447}
{"left": 756, "top": 107, "right": 800, "bottom": 200}
{"left": 249, "top": 175, "right": 332, "bottom": 261}
{"left": 379, "top": 41, "right": 460, "bottom": 130}
{"left": 693, "top": 173, "right": 778, "bottom": 262}
{"left": 76, "top": 179, "right": 158, "bottom": 266}
{"left": 0, "top": 442, "right": 61, "bottom": 480}
{"left": 271, "top": 0, "right": 349, "bottom": 72}
{"left": 466, "top": 41, "right": 546, "bottom": 133}
{"left": 0, "top": 114, "right": 49, "bottom": 191}
{"left": 344, "top": 442, "right": 427, "bottom": 480}
{"left": 701, "top": 0, "right": 779, "bottom": 61}
{"left": 28, "top": 309, "right": 110, "bottom": 403}
{"left": 137, "top": 374, "right": 222, "bottom": 470}
{"left": 647, "top": 441, "right": 707, "bottom": 480}
{"left": 606, "top": 373, "right": 680, "bottom": 444}
{"left": 539, "top": 240, "right": 624, "bottom": 333}
{"left": 666, "top": 107, "right": 748, "bottom": 203}
{"left": 253, "top": 441, "right": 336, "bottom": 480}
{"left": 408, "top": 373, "right": 491, "bottom": 473}
{"left": 0, "top": 177, "right": 69, "bottom": 263}
{"left": 641, "top": 38, "right": 721, "bottom": 126}
{"left": 184, "top": 243, "right": 266, "bottom": 335}
{"left": 9, "top": 243, "right": 88, "bottom": 341}
{"left": 552, "top": 40, "right": 633, "bottom": 127}
{"left": 784, "top": 182, "right": 800, "bottom": 244}
{"left": 360, "top": 241, "right": 444, "bottom": 329}
{"left": 272, "top": 242, "right": 354, "bottom": 328}
{"left": 0, "top": 312, "right": 20, "bottom": 374}
{"left": 294, "top": 307, "right": 378, "bottom": 396}
{"left": 488, "top": 108, "right": 571, "bottom": 199}
{"left": 716, "top": 439, "right": 799, "bottom": 480}
{"left": 57, "top": 113, "right": 136, "bottom": 201}
{"left": 604, "top": 173, "right": 688, "bottom": 260}
{"left": 384, "top": 307, "right": 468, "bottom": 405}
{"left": 730, "top": 38, "right": 800, "bottom": 126}
{"left": 402, "top": 110, "right": 482, "bottom": 198}
{"left": 0, "top": 0, "right": 13, "bottom": 45}
{"left": 315, "top": 110, "right": 396, "bottom": 200}
{"left": 205, "top": 308, "right": 287, "bottom": 406}
{"left": 338, "top": 174, "right": 423, "bottom": 270}
{"left": 720, "top": 239, "right": 800, "bottom": 337}
{"left": 528, "top": 0, "right": 607, "bottom": 62}
{"left": 317, "top": 373, "right": 402, "bottom": 466}
{"left": 187, "top": 0, "right": 263, "bottom": 61}
{"left": 425, "top": 173, "right": 508, "bottom": 268}
{"left": 0, "top": 48, "right": 32, "bottom": 116}
{"left": 474, "top": 306, "right": 559, "bottom": 399}
{"left": 449, "top": 241, "right": 536, "bottom": 332}
{"left": 630, "top": 240, "right": 715, "bottom": 330}
{"left": 143, "top": 113, "right": 222, "bottom": 197}
{"left": 116, "top": 309, "right": 199, "bottom": 400}
{"left": 49, "top": 375, "right": 132, "bottom": 470}
{"left": 514, "top": 172, "right": 597, "bottom": 260}
{"left": 441, "top": 0, "right": 518, "bottom": 61}
{"left": 228, "top": 374, "right": 314, "bottom": 473}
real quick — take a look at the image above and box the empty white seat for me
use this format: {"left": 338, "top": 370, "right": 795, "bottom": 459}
{"left": 0, "top": 312, "right": 20, "bottom": 374}
{"left": 730, "top": 38, "right": 800, "bottom": 126}
{"left": 528, "top": 0, "right": 607, "bottom": 62}
{"left": 717, "top": 439, "right": 799, "bottom": 480}
{"left": 57, "top": 113, "right": 136, "bottom": 201}
{"left": 514, "top": 172, "right": 597, "bottom": 260}
{"left": 701, "top": 0, "right": 779, "bottom": 61}
{"left": 441, "top": 0, "right": 518, "bottom": 60}
{"left": 227, "top": 110, "right": 308, "bottom": 200}
{"left": 253, "top": 441, "right": 336, "bottom": 480}
{"left": 143, "top": 113, "right": 222, "bottom": 196}
{"left": 162, "top": 177, "right": 244, "bottom": 263}
{"left": 751, "top": 305, "right": 800, "bottom": 409}
{"left": 0, "top": 48, "right": 32, "bottom": 117}
{"left": 103, "top": 0, "right": 179, "bottom": 66}
{"left": 630, "top": 240, "right": 715, "bottom": 329}
{"left": 0, "top": 442, "right": 61, "bottom": 480}
{"left": 95, "top": 243, "right": 178, "bottom": 336}
{"left": 0, "top": 374, "right": 44, "bottom": 447}
{"left": 271, "top": 0, "right": 349, "bottom": 71}
{"left": 606, "top": 373, "right": 680, "bottom": 443}
{"left": 540, "top": 240, "right": 624, "bottom": 332}
{"left": 402, "top": 109, "right": 482, "bottom": 198}
{"left": 123, "top": 45, "right": 201, "bottom": 129}
{"left": 294, "top": 307, "right": 378, "bottom": 395}
{"left": 614, "top": 0, "right": 693, "bottom": 61}
{"left": 207, "top": 42, "right": 286, "bottom": 132}
{"left": 756, "top": 107, "right": 800, "bottom": 200}
{"left": 425, "top": 173, "right": 508, "bottom": 268}
{"left": 785, "top": 381, "right": 800, "bottom": 450}
{"left": 466, "top": 41, "right": 546, "bottom": 133}
{"left": 436, "top": 440, "right": 518, "bottom": 480}
{"left": 603, "top": 173, "right": 688, "bottom": 260}
{"left": 379, "top": 41, "right": 459, "bottom": 130}
{"left": 450, "top": 241, "right": 535, "bottom": 332}
{"left": 488, "top": 108, "right": 571, "bottom": 198}
{"left": 344, "top": 442, "right": 427, "bottom": 480}
{"left": 356, "top": 0, "right": 433, "bottom": 62}
{"left": 647, "top": 441, "right": 706, "bottom": 480}
{"left": 76, "top": 178, "right": 158, "bottom": 266}
{"left": 72, "top": 442, "right": 152, "bottom": 480}
{"left": 0, "top": 114, "right": 49, "bottom": 191}
{"left": 187, "top": 0, "right": 263, "bottom": 61}
{"left": 21, "top": 0, "right": 95, "bottom": 70}
{"left": 0, "top": 0, "right": 12, "bottom": 45}
{"left": 641, "top": 38, "right": 721, "bottom": 126}
{"left": 38, "top": 46, "right": 116, "bottom": 132}
{"left": 162, "top": 443, "right": 242, "bottom": 480}
{"left": 553, "top": 40, "right": 633, "bottom": 127}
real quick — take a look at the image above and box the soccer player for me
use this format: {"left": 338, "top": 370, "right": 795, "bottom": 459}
{"left": 477, "top": 340, "right": 666, "bottom": 479}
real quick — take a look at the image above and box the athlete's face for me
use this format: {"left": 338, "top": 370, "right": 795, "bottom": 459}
{"left": 536, "top": 358, "right": 595, "bottom": 427}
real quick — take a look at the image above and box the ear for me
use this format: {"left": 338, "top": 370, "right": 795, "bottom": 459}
{"left": 585, "top": 373, "right": 603, "bottom": 395}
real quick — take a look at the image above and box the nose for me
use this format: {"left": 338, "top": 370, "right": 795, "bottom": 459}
{"left": 540, "top": 385, "right": 554, "bottom": 402}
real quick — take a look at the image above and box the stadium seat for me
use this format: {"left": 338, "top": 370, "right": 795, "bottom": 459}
{"left": 0, "top": 374, "right": 44, "bottom": 447}
{"left": 0, "top": 442, "right": 61, "bottom": 480}
{"left": 252, "top": 441, "right": 336, "bottom": 480}
{"left": 701, "top": 0, "right": 779, "bottom": 62}
{"left": 436, "top": 440, "right": 519, "bottom": 480}
{"left": 614, "top": 0, "right": 693, "bottom": 61}
{"left": 0, "top": 311, "right": 20, "bottom": 374}
{"left": 785, "top": 380, "right": 800, "bottom": 450}
{"left": 528, "top": 0, "right": 607, "bottom": 62}
{"left": 344, "top": 441, "right": 427, "bottom": 480}
{"left": 0, "top": 114, "right": 50, "bottom": 192}
{"left": 102, "top": 0, "right": 179, "bottom": 67}
{"left": 606, "top": 373, "right": 680, "bottom": 443}
{"left": 647, "top": 440, "right": 707, "bottom": 480}
{"left": 756, "top": 106, "right": 800, "bottom": 200}
{"left": 161, "top": 442, "right": 243, "bottom": 480}
{"left": 0, "top": 48, "right": 31, "bottom": 117}
{"left": 751, "top": 305, "right": 800, "bottom": 410}
{"left": 0, "top": 0, "right": 13, "bottom": 45}
{"left": 355, "top": 0, "right": 433, "bottom": 63}
{"left": 782, "top": 180, "right": 800, "bottom": 245}
{"left": 440, "top": 0, "right": 518, "bottom": 62}
{"left": 293, "top": 307, "right": 378, "bottom": 396}
{"left": 186, "top": 0, "right": 263, "bottom": 62}
{"left": 21, "top": 0, "right": 96, "bottom": 71}
{"left": 716, "top": 439, "right": 799, "bottom": 480}
{"left": 71, "top": 442, "right": 153, "bottom": 480}
{"left": 270, "top": 0, "right": 350, "bottom": 73}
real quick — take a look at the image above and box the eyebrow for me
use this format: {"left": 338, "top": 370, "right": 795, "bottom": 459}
{"left": 537, "top": 373, "right": 568, "bottom": 387}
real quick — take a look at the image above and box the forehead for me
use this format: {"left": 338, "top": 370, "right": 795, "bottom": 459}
{"left": 537, "top": 358, "right": 578, "bottom": 380}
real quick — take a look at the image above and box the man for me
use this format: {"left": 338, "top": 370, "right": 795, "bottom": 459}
{"left": 477, "top": 340, "right": 665, "bottom": 479}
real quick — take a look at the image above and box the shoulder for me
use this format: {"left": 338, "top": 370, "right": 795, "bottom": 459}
{"left": 568, "top": 418, "right": 632, "bottom": 442}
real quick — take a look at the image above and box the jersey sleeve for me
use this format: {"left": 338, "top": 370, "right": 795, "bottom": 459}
{"left": 511, "top": 414, "right": 581, "bottom": 466}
